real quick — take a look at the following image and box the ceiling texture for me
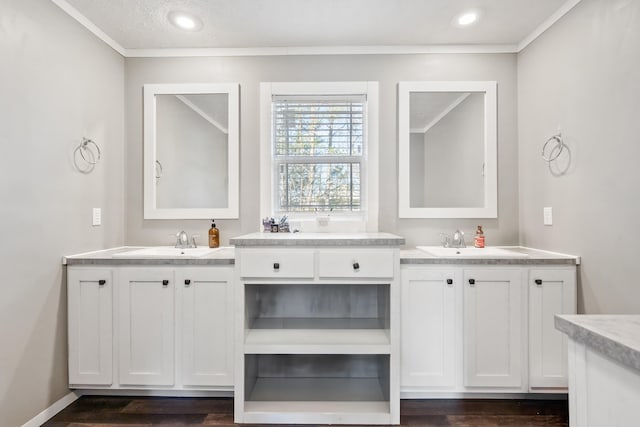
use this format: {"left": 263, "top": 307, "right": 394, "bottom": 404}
{"left": 52, "top": 0, "right": 583, "bottom": 56}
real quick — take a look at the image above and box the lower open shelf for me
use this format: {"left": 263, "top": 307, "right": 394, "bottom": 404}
{"left": 247, "top": 377, "right": 387, "bottom": 401}
{"left": 239, "top": 354, "right": 394, "bottom": 423}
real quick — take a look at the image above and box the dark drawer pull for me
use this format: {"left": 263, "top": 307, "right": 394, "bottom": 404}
{"left": 98, "top": 279, "right": 106, "bottom": 286}
{"left": 273, "top": 263, "right": 280, "bottom": 270}
{"left": 162, "top": 279, "right": 169, "bottom": 286}
{"left": 184, "top": 279, "right": 191, "bottom": 285}
{"left": 535, "top": 279, "right": 543, "bottom": 285}
{"left": 446, "top": 278, "right": 453, "bottom": 285}
{"left": 353, "top": 262, "right": 360, "bottom": 271}
{"left": 468, "top": 278, "right": 475, "bottom": 285}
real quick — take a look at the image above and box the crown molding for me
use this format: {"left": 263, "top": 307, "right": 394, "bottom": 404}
{"left": 517, "top": 0, "right": 584, "bottom": 52}
{"left": 52, "top": 0, "right": 583, "bottom": 58}
{"left": 51, "top": 0, "right": 126, "bottom": 56}
{"left": 125, "top": 44, "right": 518, "bottom": 57}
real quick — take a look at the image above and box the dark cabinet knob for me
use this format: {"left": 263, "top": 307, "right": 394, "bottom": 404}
{"left": 162, "top": 279, "right": 169, "bottom": 286}
{"left": 353, "top": 262, "right": 360, "bottom": 271}
{"left": 446, "top": 278, "right": 453, "bottom": 285}
{"left": 535, "top": 279, "right": 543, "bottom": 285}
{"left": 184, "top": 279, "right": 191, "bottom": 285}
{"left": 273, "top": 263, "right": 280, "bottom": 270}
{"left": 468, "top": 278, "right": 476, "bottom": 285}
{"left": 98, "top": 279, "right": 106, "bottom": 286}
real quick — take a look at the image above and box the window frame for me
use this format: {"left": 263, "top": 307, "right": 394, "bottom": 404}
{"left": 260, "top": 82, "right": 379, "bottom": 232}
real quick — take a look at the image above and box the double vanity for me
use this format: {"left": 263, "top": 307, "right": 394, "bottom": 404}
{"left": 64, "top": 233, "right": 579, "bottom": 425}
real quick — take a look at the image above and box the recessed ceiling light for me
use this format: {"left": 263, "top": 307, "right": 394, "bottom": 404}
{"left": 455, "top": 11, "right": 480, "bottom": 27}
{"left": 168, "top": 11, "right": 203, "bottom": 31}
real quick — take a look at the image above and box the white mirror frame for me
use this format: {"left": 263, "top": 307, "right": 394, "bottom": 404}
{"left": 398, "top": 81, "right": 497, "bottom": 218}
{"left": 143, "top": 83, "right": 239, "bottom": 219}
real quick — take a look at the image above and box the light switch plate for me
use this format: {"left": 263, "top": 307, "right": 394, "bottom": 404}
{"left": 92, "top": 208, "right": 102, "bottom": 226}
{"left": 543, "top": 207, "right": 553, "bottom": 226}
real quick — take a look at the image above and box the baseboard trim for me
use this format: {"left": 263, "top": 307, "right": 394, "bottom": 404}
{"left": 22, "top": 391, "right": 81, "bottom": 427}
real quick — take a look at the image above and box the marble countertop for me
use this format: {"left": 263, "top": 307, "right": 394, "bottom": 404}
{"left": 64, "top": 242, "right": 577, "bottom": 266}
{"left": 64, "top": 246, "right": 235, "bottom": 266}
{"left": 400, "top": 246, "right": 580, "bottom": 265}
{"left": 230, "top": 232, "right": 406, "bottom": 247}
{"left": 555, "top": 315, "right": 640, "bottom": 372}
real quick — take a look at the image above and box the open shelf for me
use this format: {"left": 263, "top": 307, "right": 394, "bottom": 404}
{"left": 245, "top": 284, "right": 390, "bottom": 331}
{"left": 244, "top": 328, "right": 391, "bottom": 354}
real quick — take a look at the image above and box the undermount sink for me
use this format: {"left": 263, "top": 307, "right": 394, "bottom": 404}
{"left": 112, "top": 246, "right": 221, "bottom": 259}
{"left": 417, "top": 246, "right": 529, "bottom": 259}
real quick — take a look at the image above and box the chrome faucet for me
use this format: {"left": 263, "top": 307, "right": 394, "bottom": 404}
{"left": 440, "top": 230, "right": 466, "bottom": 248}
{"left": 451, "top": 229, "right": 466, "bottom": 248}
{"left": 175, "top": 231, "right": 197, "bottom": 249}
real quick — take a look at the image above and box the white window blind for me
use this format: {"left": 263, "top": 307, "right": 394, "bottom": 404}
{"left": 272, "top": 95, "right": 366, "bottom": 213}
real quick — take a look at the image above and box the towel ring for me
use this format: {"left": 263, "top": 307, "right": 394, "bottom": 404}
{"left": 541, "top": 134, "right": 564, "bottom": 162}
{"left": 78, "top": 138, "right": 101, "bottom": 165}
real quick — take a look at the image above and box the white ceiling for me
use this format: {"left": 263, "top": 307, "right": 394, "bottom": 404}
{"left": 53, "top": 0, "right": 582, "bottom": 56}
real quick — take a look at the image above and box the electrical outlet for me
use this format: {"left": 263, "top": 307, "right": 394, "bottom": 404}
{"left": 92, "top": 208, "right": 102, "bottom": 226}
{"left": 543, "top": 207, "right": 553, "bottom": 226}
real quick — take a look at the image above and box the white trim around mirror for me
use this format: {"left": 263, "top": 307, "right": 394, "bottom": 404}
{"left": 398, "top": 81, "right": 497, "bottom": 218}
{"left": 143, "top": 83, "right": 239, "bottom": 219}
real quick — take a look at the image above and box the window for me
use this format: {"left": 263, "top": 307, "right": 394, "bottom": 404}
{"left": 261, "top": 82, "right": 379, "bottom": 231}
{"left": 273, "top": 95, "right": 364, "bottom": 212}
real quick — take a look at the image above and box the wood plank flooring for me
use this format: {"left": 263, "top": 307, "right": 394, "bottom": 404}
{"left": 43, "top": 397, "right": 568, "bottom": 427}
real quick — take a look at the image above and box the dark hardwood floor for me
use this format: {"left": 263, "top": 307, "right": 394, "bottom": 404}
{"left": 43, "top": 397, "right": 568, "bottom": 427}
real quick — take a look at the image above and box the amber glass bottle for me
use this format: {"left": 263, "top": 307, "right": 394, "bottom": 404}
{"left": 208, "top": 220, "right": 220, "bottom": 248}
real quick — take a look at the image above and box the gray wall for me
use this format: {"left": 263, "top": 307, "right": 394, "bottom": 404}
{"left": 125, "top": 54, "right": 518, "bottom": 247}
{"left": 0, "top": 0, "right": 125, "bottom": 425}
{"left": 518, "top": 0, "right": 640, "bottom": 313}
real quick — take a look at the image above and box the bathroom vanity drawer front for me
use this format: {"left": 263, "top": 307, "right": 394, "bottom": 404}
{"left": 240, "top": 249, "right": 315, "bottom": 278}
{"left": 318, "top": 249, "right": 395, "bottom": 279}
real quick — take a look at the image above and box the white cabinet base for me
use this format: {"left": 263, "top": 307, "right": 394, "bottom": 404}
{"left": 568, "top": 339, "right": 640, "bottom": 427}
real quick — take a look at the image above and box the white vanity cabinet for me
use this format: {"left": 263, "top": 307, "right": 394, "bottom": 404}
{"left": 400, "top": 258, "right": 577, "bottom": 396}
{"left": 67, "top": 268, "right": 113, "bottom": 386}
{"left": 528, "top": 268, "right": 576, "bottom": 390}
{"left": 400, "top": 268, "right": 458, "bottom": 389}
{"left": 176, "top": 267, "right": 234, "bottom": 386}
{"left": 231, "top": 233, "right": 404, "bottom": 425}
{"left": 463, "top": 269, "right": 525, "bottom": 388}
{"left": 66, "top": 262, "right": 234, "bottom": 391}
{"left": 117, "top": 268, "right": 175, "bottom": 386}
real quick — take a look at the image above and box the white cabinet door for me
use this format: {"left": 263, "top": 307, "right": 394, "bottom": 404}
{"left": 68, "top": 268, "right": 113, "bottom": 385}
{"left": 529, "top": 268, "right": 576, "bottom": 389}
{"left": 118, "top": 268, "right": 174, "bottom": 386}
{"left": 177, "top": 267, "right": 234, "bottom": 386}
{"left": 401, "top": 268, "right": 457, "bottom": 388}
{"left": 463, "top": 269, "right": 523, "bottom": 388}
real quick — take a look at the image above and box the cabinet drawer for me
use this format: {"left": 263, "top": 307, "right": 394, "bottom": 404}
{"left": 318, "top": 249, "right": 395, "bottom": 278}
{"left": 239, "top": 249, "right": 315, "bottom": 278}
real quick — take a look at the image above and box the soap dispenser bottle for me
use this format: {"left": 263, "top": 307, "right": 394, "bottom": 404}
{"left": 208, "top": 220, "right": 220, "bottom": 248}
{"left": 474, "top": 225, "right": 485, "bottom": 248}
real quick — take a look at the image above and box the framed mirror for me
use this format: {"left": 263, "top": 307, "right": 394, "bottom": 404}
{"left": 143, "top": 83, "right": 239, "bottom": 219}
{"left": 398, "top": 81, "right": 497, "bottom": 218}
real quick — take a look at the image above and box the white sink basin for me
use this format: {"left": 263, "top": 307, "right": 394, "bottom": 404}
{"left": 112, "top": 246, "right": 221, "bottom": 259}
{"left": 417, "top": 246, "right": 529, "bottom": 259}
